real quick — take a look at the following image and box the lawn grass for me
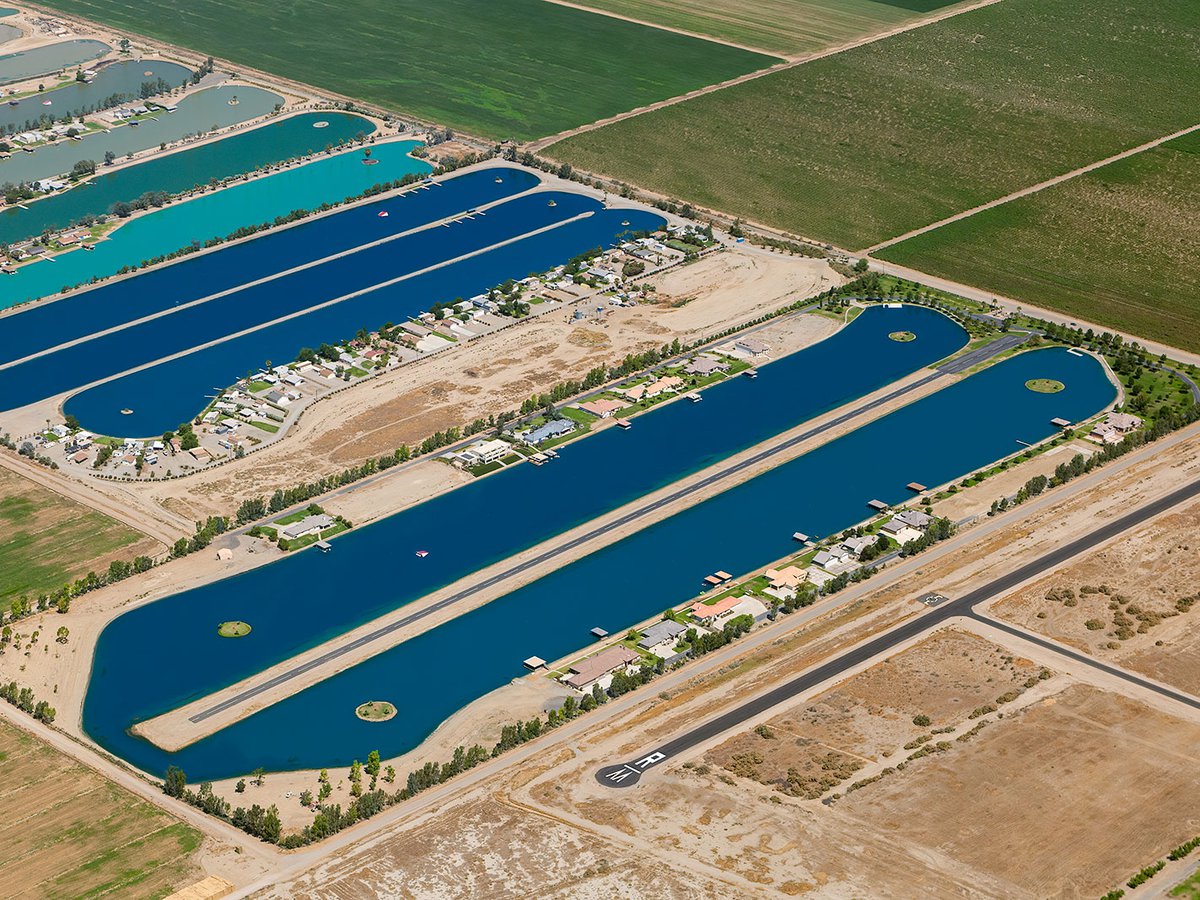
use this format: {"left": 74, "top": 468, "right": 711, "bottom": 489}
{"left": 37, "top": 0, "right": 776, "bottom": 140}
{"left": 568, "top": 0, "right": 967, "bottom": 55}
{"left": 0, "top": 719, "right": 203, "bottom": 898}
{"left": 0, "top": 468, "right": 159, "bottom": 605}
{"left": 1172, "top": 866, "right": 1200, "bottom": 898}
{"left": 878, "top": 132, "right": 1200, "bottom": 353}
{"left": 551, "top": 0, "right": 1200, "bottom": 249}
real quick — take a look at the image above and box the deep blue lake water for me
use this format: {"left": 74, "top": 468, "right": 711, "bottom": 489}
{"left": 60, "top": 202, "right": 665, "bottom": 436}
{"left": 0, "top": 109, "right": 362, "bottom": 245}
{"left": 0, "top": 165, "right": 532, "bottom": 353}
{"left": 82, "top": 305, "right": 986, "bottom": 779}
{"left": 3, "top": 187, "right": 593, "bottom": 421}
{"left": 85, "top": 345, "right": 1114, "bottom": 780}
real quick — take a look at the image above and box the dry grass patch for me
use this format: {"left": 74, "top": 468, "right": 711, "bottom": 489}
{"left": 839, "top": 684, "right": 1200, "bottom": 897}
{"left": 706, "top": 629, "right": 1045, "bottom": 797}
{"left": 993, "top": 501, "right": 1200, "bottom": 693}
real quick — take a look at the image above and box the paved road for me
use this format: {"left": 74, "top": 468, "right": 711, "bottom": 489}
{"left": 596, "top": 476, "right": 1200, "bottom": 787}
{"left": 190, "top": 334, "right": 1022, "bottom": 725}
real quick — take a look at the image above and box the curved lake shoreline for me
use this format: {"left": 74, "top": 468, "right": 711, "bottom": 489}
{"left": 82, "top": 305, "right": 982, "bottom": 778}
{"left": 84, "top": 345, "right": 1113, "bottom": 780}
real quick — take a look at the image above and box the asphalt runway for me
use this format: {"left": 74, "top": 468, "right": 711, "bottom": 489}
{"left": 596, "top": 476, "right": 1200, "bottom": 787}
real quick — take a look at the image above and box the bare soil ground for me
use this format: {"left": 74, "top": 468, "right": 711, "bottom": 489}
{"left": 262, "top": 791, "right": 735, "bottom": 899}
{"left": 115, "top": 246, "right": 836, "bottom": 523}
{"left": 992, "top": 500, "right": 1200, "bottom": 694}
{"left": 931, "top": 440, "right": 1095, "bottom": 522}
{"left": 705, "top": 629, "right": 1048, "bottom": 799}
{"left": 838, "top": 684, "right": 1200, "bottom": 898}
{"left": 241, "top": 427, "right": 1200, "bottom": 897}
{"left": 528, "top": 665, "right": 1200, "bottom": 898}
{"left": 0, "top": 716, "right": 206, "bottom": 899}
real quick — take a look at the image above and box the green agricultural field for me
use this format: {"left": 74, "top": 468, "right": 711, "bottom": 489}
{"left": 571, "top": 0, "right": 967, "bottom": 56}
{"left": 0, "top": 719, "right": 205, "bottom": 898}
{"left": 551, "top": 0, "right": 1200, "bottom": 249}
{"left": 0, "top": 468, "right": 161, "bottom": 605}
{"left": 878, "top": 133, "right": 1200, "bottom": 353}
{"left": 37, "top": 0, "right": 776, "bottom": 141}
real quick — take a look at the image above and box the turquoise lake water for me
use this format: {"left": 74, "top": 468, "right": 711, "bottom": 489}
{"left": 0, "top": 110, "right": 367, "bottom": 246}
{"left": 0, "top": 135, "right": 420, "bottom": 306}
{"left": 0, "top": 58, "right": 190, "bottom": 130}
{"left": 0, "top": 82, "right": 283, "bottom": 188}
{"left": 82, "top": 337, "right": 1114, "bottom": 780}
{"left": 0, "top": 38, "right": 108, "bottom": 84}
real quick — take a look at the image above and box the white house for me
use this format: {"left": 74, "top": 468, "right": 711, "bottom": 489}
{"left": 460, "top": 439, "right": 510, "bottom": 466}
{"left": 280, "top": 514, "right": 335, "bottom": 540}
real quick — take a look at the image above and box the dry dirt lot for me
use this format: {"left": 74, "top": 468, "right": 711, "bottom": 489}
{"left": 992, "top": 500, "right": 1200, "bottom": 695}
{"left": 527, "top": 666, "right": 1200, "bottom": 898}
{"left": 0, "top": 716, "right": 207, "bottom": 899}
{"left": 705, "top": 629, "right": 1049, "bottom": 799}
{"left": 261, "top": 791, "right": 737, "bottom": 899}
{"left": 116, "top": 247, "right": 837, "bottom": 523}
{"left": 836, "top": 683, "right": 1200, "bottom": 898}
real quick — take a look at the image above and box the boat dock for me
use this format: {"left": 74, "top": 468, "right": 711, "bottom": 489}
{"left": 315, "top": 540, "right": 332, "bottom": 552}
{"left": 906, "top": 482, "right": 926, "bottom": 493}
{"left": 522, "top": 656, "right": 546, "bottom": 670}
{"left": 685, "top": 392, "right": 702, "bottom": 402}
{"left": 616, "top": 419, "right": 632, "bottom": 430}
{"left": 590, "top": 627, "right": 609, "bottom": 639}
{"left": 867, "top": 499, "right": 889, "bottom": 511}
{"left": 743, "top": 369, "right": 758, "bottom": 379}
{"left": 703, "top": 570, "right": 733, "bottom": 587}
{"left": 1050, "top": 417, "right": 1072, "bottom": 428}
{"left": 792, "top": 531, "right": 809, "bottom": 542}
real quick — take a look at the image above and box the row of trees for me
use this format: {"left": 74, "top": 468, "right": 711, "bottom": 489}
{"left": 0, "top": 679, "right": 55, "bottom": 723}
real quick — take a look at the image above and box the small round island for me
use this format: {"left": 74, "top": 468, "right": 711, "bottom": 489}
{"left": 217, "top": 621, "right": 252, "bottom": 638}
{"left": 888, "top": 330, "right": 916, "bottom": 343}
{"left": 355, "top": 701, "right": 397, "bottom": 722}
{"left": 1025, "top": 378, "right": 1065, "bottom": 394}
